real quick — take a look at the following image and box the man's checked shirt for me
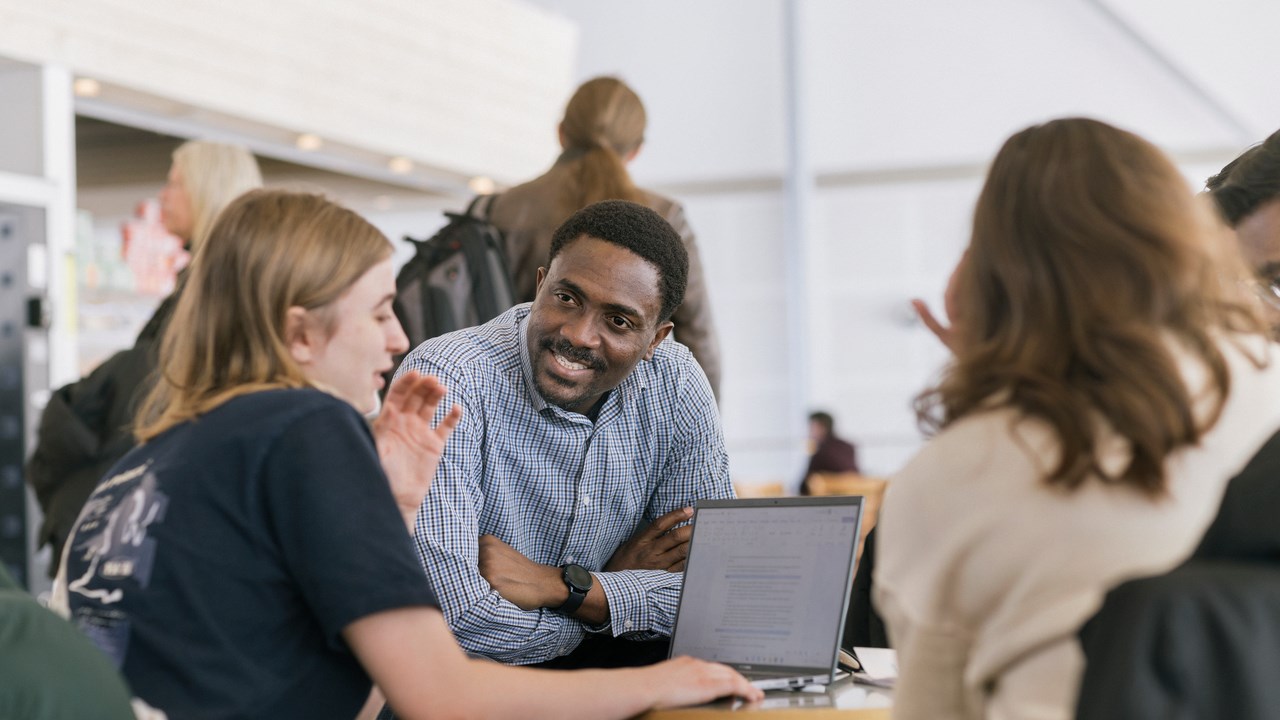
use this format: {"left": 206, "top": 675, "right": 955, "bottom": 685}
{"left": 396, "top": 303, "right": 733, "bottom": 665}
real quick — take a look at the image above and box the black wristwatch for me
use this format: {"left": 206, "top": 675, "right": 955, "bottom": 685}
{"left": 554, "top": 563, "right": 593, "bottom": 615}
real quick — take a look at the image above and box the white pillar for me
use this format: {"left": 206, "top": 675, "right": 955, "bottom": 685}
{"left": 0, "top": 57, "right": 76, "bottom": 593}
{"left": 782, "top": 0, "right": 813, "bottom": 488}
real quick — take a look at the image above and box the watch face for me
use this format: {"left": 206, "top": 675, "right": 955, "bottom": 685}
{"left": 564, "top": 564, "right": 592, "bottom": 591}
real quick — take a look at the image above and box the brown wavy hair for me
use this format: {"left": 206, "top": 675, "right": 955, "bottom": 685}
{"left": 135, "top": 190, "right": 391, "bottom": 441}
{"left": 555, "top": 76, "right": 648, "bottom": 220}
{"left": 916, "top": 118, "right": 1267, "bottom": 495}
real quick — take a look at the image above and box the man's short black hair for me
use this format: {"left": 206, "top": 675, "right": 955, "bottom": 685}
{"left": 1207, "top": 129, "right": 1280, "bottom": 226}
{"left": 549, "top": 200, "right": 688, "bottom": 322}
{"left": 809, "top": 411, "right": 835, "bottom": 434}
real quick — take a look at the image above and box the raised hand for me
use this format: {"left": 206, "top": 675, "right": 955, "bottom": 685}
{"left": 373, "top": 371, "right": 462, "bottom": 531}
{"left": 911, "top": 298, "right": 956, "bottom": 351}
{"left": 606, "top": 507, "right": 694, "bottom": 573}
{"left": 912, "top": 248, "right": 968, "bottom": 353}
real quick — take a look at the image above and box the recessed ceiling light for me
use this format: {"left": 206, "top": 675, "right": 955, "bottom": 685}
{"left": 468, "top": 176, "right": 496, "bottom": 194}
{"left": 388, "top": 156, "right": 413, "bottom": 175}
{"left": 296, "top": 133, "right": 323, "bottom": 151}
{"left": 73, "top": 78, "right": 101, "bottom": 97}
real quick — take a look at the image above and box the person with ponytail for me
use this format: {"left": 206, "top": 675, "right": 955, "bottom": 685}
{"left": 487, "top": 76, "right": 723, "bottom": 396}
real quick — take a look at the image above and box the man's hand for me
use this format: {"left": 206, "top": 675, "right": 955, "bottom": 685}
{"left": 606, "top": 507, "right": 694, "bottom": 573}
{"left": 478, "top": 535, "right": 564, "bottom": 611}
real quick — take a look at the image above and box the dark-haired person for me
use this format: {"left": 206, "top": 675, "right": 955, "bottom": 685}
{"left": 799, "top": 410, "right": 859, "bottom": 495}
{"left": 875, "top": 119, "right": 1280, "bottom": 720}
{"left": 56, "top": 191, "right": 759, "bottom": 719}
{"left": 1206, "top": 129, "right": 1280, "bottom": 332}
{"left": 488, "top": 76, "right": 722, "bottom": 396}
{"left": 397, "top": 199, "right": 732, "bottom": 667}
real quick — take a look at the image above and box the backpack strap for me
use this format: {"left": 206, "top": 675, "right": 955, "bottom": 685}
{"left": 457, "top": 195, "right": 509, "bottom": 323}
{"left": 465, "top": 193, "right": 499, "bottom": 220}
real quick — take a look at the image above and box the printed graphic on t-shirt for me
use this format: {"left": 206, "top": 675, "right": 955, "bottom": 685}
{"left": 67, "top": 460, "right": 168, "bottom": 665}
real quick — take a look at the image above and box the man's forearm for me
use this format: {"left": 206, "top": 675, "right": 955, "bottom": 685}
{"left": 589, "top": 569, "right": 683, "bottom": 637}
{"left": 484, "top": 558, "right": 612, "bottom": 625}
{"left": 446, "top": 587, "right": 587, "bottom": 664}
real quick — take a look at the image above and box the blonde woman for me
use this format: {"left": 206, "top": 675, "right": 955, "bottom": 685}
{"left": 159, "top": 139, "right": 264, "bottom": 251}
{"left": 60, "top": 190, "right": 759, "bottom": 719}
{"left": 875, "top": 118, "right": 1280, "bottom": 720}
{"left": 27, "top": 140, "right": 262, "bottom": 575}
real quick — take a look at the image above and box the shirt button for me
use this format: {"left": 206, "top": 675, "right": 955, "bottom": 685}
{"left": 582, "top": 496, "right": 591, "bottom": 506}
{"left": 565, "top": 556, "right": 574, "bottom": 564}
{"left": 625, "top": 620, "right": 634, "bottom": 630}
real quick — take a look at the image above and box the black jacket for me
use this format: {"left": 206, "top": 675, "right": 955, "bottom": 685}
{"left": 26, "top": 291, "right": 177, "bottom": 574}
{"left": 1076, "top": 429, "right": 1280, "bottom": 720}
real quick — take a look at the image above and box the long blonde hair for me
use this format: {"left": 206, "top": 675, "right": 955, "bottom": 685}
{"left": 171, "top": 140, "right": 263, "bottom": 250}
{"left": 135, "top": 190, "right": 391, "bottom": 441}
{"left": 555, "top": 76, "right": 648, "bottom": 220}
{"left": 917, "top": 118, "right": 1266, "bottom": 495}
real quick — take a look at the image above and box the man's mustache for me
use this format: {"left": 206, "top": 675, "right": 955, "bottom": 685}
{"left": 541, "top": 337, "right": 606, "bottom": 371}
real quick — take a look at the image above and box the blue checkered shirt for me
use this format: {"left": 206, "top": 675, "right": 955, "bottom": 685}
{"left": 396, "top": 303, "right": 733, "bottom": 665}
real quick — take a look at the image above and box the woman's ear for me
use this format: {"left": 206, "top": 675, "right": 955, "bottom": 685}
{"left": 285, "top": 306, "right": 314, "bottom": 365}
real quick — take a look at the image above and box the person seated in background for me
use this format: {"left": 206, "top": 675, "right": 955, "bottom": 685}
{"left": 396, "top": 199, "right": 734, "bottom": 668}
{"left": 874, "top": 118, "right": 1280, "bottom": 720}
{"left": 57, "top": 190, "right": 759, "bottom": 719}
{"left": 487, "top": 76, "right": 723, "bottom": 397}
{"left": 27, "top": 140, "right": 262, "bottom": 575}
{"left": 1206, "top": 128, "right": 1280, "bottom": 333}
{"left": 799, "top": 410, "right": 860, "bottom": 495}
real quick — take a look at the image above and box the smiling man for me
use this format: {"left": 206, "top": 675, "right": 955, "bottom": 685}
{"left": 394, "top": 200, "right": 732, "bottom": 667}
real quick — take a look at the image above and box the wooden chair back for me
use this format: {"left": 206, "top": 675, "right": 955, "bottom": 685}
{"left": 806, "top": 472, "right": 888, "bottom": 563}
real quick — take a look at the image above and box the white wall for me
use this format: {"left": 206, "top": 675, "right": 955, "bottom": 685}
{"left": 0, "top": 0, "right": 576, "bottom": 182}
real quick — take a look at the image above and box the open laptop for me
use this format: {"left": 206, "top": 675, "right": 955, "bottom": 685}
{"left": 668, "top": 496, "right": 864, "bottom": 690}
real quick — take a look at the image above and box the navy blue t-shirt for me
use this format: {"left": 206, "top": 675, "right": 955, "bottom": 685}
{"left": 65, "top": 388, "right": 438, "bottom": 719}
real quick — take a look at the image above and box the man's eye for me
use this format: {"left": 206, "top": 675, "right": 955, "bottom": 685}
{"left": 555, "top": 292, "right": 574, "bottom": 303}
{"left": 610, "top": 316, "right": 632, "bottom": 329}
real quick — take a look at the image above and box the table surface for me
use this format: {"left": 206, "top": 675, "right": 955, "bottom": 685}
{"left": 636, "top": 670, "right": 894, "bottom": 719}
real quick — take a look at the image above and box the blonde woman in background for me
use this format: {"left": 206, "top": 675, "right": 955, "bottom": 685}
{"left": 59, "top": 190, "right": 759, "bottom": 719}
{"left": 487, "top": 76, "right": 723, "bottom": 395}
{"left": 27, "top": 140, "right": 262, "bottom": 576}
{"left": 875, "top": 118, "right": 1280, "bottom": 720}
{"left": 160, "top": 139, "right": 264, "bottom": 252}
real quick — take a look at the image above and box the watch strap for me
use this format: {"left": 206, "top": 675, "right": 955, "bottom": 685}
{"left": 554, "top": 564, "right": 591, "bottom": 615}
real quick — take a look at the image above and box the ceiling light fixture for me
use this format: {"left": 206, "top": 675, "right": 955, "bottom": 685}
{"left": 73, "top": 78, "right": 101, "bottom": 98}
{"left": 388, "top": 156, "right": 414, "bottom": 175}
{"left": 296, "top": 133, "right": 323, "bottom": 151}
{"left": 468, "top": 176, "right": 496, "bottom": 194}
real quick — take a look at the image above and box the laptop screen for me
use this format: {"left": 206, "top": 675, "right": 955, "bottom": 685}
{"left": 669, "top": 497, "right": 863, "bottom": 677}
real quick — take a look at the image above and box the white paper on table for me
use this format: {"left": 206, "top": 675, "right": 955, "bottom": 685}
{"left": 850, "top": 647, "right": 898, "bottom": 688}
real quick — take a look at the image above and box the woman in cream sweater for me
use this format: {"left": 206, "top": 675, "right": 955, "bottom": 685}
{"left": 876, "top": 118, "right": 1280, "bottom": 720}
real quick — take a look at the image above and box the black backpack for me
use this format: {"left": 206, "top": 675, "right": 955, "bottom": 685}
{"left": 392, "top": 194, "right": 514, "bottom": 358}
